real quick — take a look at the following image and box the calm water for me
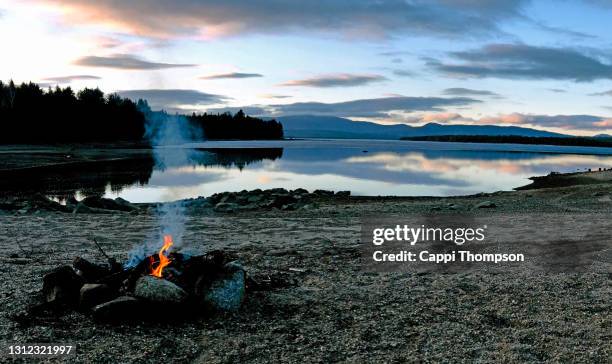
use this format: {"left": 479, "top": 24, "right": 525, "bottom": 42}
{"left": 92, "top": 139, "right": 612, "bottom": 203}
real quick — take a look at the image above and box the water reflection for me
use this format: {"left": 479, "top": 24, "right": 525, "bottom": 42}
{"left": 113, "top": 141, "right": 612, "bottom": 202}
{"left": 2, "top": 140, "right": 611, "bottom": 202}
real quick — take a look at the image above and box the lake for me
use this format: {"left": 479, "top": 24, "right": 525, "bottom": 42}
{"left": 94, "top": 139, "right": 612, "bottom": 203}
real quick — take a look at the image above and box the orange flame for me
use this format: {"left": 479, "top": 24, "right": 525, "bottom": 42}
{"left": 150, "top": 235, "right": 173, "bottom": 278}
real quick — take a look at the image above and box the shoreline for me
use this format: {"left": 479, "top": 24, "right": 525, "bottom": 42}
{"left": 1, "top": 182, "right": 610, "bottom": 362}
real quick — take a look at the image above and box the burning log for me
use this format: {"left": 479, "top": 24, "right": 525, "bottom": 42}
{"left": 73, "top": 257, "right": 112, "bottom": 282}
{"left": 29, "top": 236, "right": 252, "bottom": 323}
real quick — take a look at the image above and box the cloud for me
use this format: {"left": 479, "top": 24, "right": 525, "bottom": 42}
{"left": 589, "top": 89, "right": 612, "bottom": 96}
{"left": 200, "top": 72, "right": 263, "bottom": 80}
{"left": 392, "top": 70, "right": 414, "bottom": 77}
{"left": 280, "top": 74, "right": 386, "bottom": 88}
{"left": 116, "top": 89, "right": 229, "bottom": 110}
{"left": 442, "top": 88, "right": 501, "bottom": 97}
{"left": 270, "top": 96, "right": 480, "bottom": 117}
{"left": 429, "top": 44, "right": 612, "bottom": 82}
{"left": 43, "top": 75, "right": 101, "bottom": 83}
{"left": 477, "top": 113, "right": 612, "bottom": 130}
{"left": 74, "top": 54, "right": 196, "bottom": 70}
{"left": 259, "top": 94, "right": 292, "bottom": 99}
{"left": 548, "top": 88, "right": 567, "bottom": 93}
{"left": 592, "top": 119, "right": 612, "bottom": 128}
{"left": 29, "top": 0, "right": 529, "bottom": 39}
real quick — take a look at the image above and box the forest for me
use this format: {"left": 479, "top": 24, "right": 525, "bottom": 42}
{"left": 0, "top": 80, "right": 283, "bottom": 144}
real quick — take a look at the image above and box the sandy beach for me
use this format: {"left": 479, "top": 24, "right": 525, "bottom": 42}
{"left": 1, "top": 180, "right": 610, "bottom": 363}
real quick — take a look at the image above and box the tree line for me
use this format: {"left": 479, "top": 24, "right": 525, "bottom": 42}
{"left": 0, "top": 80, "right": 283, "bottom": 144}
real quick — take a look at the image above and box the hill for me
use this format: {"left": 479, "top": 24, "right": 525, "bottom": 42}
{"left": 277, "top": 115, "right": 566, "bottom": 139}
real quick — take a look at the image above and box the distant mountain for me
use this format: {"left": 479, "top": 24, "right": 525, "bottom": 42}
{"left": 593, "top": 134, "right": 612, "bottom": 138}
{"left": 277, "top": 115, "right": 567, "bottom": 139}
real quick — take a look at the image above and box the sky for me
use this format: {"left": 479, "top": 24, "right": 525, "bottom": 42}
{"left": 0, "top": 0, "right": 611, "bottom": 136}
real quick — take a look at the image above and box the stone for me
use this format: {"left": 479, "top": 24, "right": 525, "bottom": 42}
{"left": 214, "top": 202, "right": 238, "bottom": 213}
{"left": 72, "top": 202, "right": 111, "bottom": 214}
{"left": 198, "top": 261, "right": 246, "bottom": 312}
{"left": 113, "top": 197, "right": 138, "bottom": 211}
{"left": 246, "top": 194, "right": 264, "bottom": 203}
{"left": 267, "top": 195, "right": 297, "bottom": 208}
{"left": 28, "top": 194, "right": 71, "bottom": 213}
{"left": 81, "top": 196, "right": 134, "bottom": 212}
{"left": 313, "top": 189, "right": 334, "bottom": 196}
{"left": 79, "top": 283, "right": 116, "bottom": 309}
{"left": 92, "top": 296, "right": 142, "bottom": 321}
{"left": 133, "top": 276, "right": 188, "bottom": 304}
{"left": 475, "top": 201, "right": 497, "bottom": 209}
{"left": 42, "top": 266, "right": 84, "bottom": 305}
{"left": 335, "top": 191, "right": 351, "bottom": 197}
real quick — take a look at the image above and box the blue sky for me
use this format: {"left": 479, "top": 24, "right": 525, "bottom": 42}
{"left": 0, "top": 0, "right": 611, "bottom": 135}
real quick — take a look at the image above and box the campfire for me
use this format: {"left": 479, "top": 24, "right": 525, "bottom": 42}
{"left": 149, "top": 235, "right": 174, "bottom": 278}
{"left": 21, "top": 236, "right": 248, "bottom": 323}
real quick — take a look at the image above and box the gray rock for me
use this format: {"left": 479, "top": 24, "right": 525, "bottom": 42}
{"left": 42, "top": 266, "right": 84, "bottom": 305}
{"left": 199, "top": 261, "right": 246, "bottom": 312}
{"left": 335, "top": 191, "right": 351, "bottom": 197}
{"left": 475, "top": 201, "right": 497, "bottom": 209}
{"left": 214, "top": 202, "right": 238, "bottom": 213}
{"left": 81, "top": 196, "right": 134, "bottom": 212}
{"left": 79, "top": 283, "right": 115, "bottom": 309}
{"left": 133, "top": 276, "right": 188, "bottom": 304}
{"left": 92, "top": 296, "right": 142, "bottom": 321}
{"left": 72, "top": 202, "right": 112, "bottom": 214}
{"left": 113, "top": 197, "right": 138, "bottom": 211}
{"left": 313, "top": 189, "right": 334, "bottom": 196}
{"left": 246, "top": 194, "right": 264, "bottom": 203}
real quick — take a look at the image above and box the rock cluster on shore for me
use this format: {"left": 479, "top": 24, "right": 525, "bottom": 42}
{"left": 0, "top": 188, "right": 351, "bottom": 215}
{"left": 207, "top": 188, "right": 350, "bottom": 213}
{"left": 0, "top": 194, "right": 139, "bottom": 214}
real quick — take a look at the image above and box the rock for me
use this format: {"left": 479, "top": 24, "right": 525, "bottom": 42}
{"left": 246, "top": 194, "right": 264, "bottom": 203}
{"left": 475, "top": 201, "right": 496, "bottom": 209}
{"left": 0, "top": 201, "right": 20, "bottom": 211}
{"left": 335, "top": 191, "right": 351, "bottom": 197}
{"left": 42, "top": 266, "right": 84, "bottom": 305}
{"left": 133, "top": 276, "right": 188, "bottom": 304}
{"left": 266, "top": 195, "right": 297, "bottom": 208}
{"left": 79, "top": 283, "right": 116, "bottom": 309}
{"left": 113, "top": 197, "right": 138, "bottom": 211}
{"left": 72, "top": 202, "right": 112, "bottom": 214}
{"left": 267, "top": 188, "right": 289, "bottom": 195}
{"left": 292, "top": 188, "right": 309, "bottom": 195}
{"left": 92, "top": 296, "right": 142, "bottom": 321}
{"left": 313, "top": 189, "right": 334, "bottom": 197}
{"left": 198, "top": 261, "right": 246, "bottom": 312}
{"left": 81, "top": 196, "right": 135, "bottom": 212}
{"left": 27, "top": 194, "right": 71, "bottom": 213}
{"left": 214, "top": 202, "right": 238, "bottom": 213}
{"left": 65, "top": 196, "right": 78, "bottom": 208}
